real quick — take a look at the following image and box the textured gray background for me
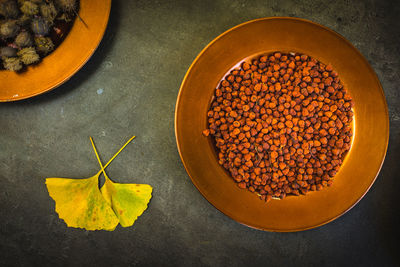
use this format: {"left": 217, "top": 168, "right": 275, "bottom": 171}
{"left": 1, "top": 0, "right": 399, "bottom": 266}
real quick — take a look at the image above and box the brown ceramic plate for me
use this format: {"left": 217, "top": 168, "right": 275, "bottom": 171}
{"left": 175, "top": 17, "right": 389, "bottom": 232}
{"left": 0, "top": 0, "right": 111, "bottom": 102}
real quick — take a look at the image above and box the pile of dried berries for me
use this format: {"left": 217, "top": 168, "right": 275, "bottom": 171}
{"left": 203, "top": 52, "right": 354, "bottom": 202}
{"left": 0, "top": 0, "right": 79, "bottom": 72}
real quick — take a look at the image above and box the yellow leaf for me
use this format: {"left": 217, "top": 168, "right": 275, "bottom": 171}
{"left": 101, "top": 178, "right": 152, "bottom": 227}
{"left": 45, "top": 174, "right": 119, "bottom": 231}
{"left": 46, "top": 136, "right": 137, "bottom": 231}
{"left": 90, "top": 137, "right": 153, "bottom": 227}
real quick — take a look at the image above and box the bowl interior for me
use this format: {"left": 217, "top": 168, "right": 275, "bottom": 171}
{"left": 175, "top": 17, "right": 389, "bottom": 231}
{"left": 0, "top": 0, "right": 111, "bottom": 102}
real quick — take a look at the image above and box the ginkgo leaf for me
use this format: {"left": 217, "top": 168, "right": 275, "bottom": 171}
{"left": 90, "top": 137, "right": 153, "bottom": 227}
{"left": 101, "top": 178, "right": 152, "bottom": 227}
{"left": 46, "top": 136, "right": 137, "bottom": 231}
{"left": 45, "top": 174, "right": 119, "bottom": 231}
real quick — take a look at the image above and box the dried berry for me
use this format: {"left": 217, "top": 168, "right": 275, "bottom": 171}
{"left": 40, "top": 2, "right": 58, "bottom": 22}
{"left": 34, "top": 36, "right": 54, "bottom": 54}
{"left": 0, "top": 46, "right": 17, "bottom": 57}
{"left": 2, "top": 56, "right": 22, "bottom": 71}
{"left": 31, "top": 17, "right": 50, "bottom": 35}
{"left": 17, "top": 46, "right": 39, "bottom": 65}
{"left": 56, "top": 0, "right": 76, "bottom": 12}
{"left": 20, "top": 1, "right": 39, "bottom": 16}
{"left": 14, "top": 30, "right": 32, "bottom": 47}
{"left": 0, "top": 19, "right": 20, "bottom": 38}
{"left": 0, "top": 0, "right": 20, "bottom": 18}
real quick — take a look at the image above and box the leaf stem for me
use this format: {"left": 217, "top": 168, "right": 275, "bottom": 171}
{"left": 90, "top": 137, "right": 108, "bottom": 178}
{"left": 74, "top": 10, "right": 88, "bottom": 28}
{"left": 90, "top": 136, "right": 136, "bottom": 176}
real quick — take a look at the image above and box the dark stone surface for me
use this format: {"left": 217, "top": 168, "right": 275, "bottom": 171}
{"left": 1, "top": 0, "right": 399, "bottom": 266}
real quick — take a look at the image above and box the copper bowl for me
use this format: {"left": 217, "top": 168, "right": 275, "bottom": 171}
{"left": 175, "top": 17, "right": 389, "bottom": 232}
{"left": 0, "top": 0, "right": 111, "bottom": 102}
